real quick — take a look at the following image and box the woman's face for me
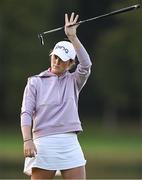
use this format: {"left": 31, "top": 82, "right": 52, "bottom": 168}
{"left": 51, "top": 54, "right": 71, "bottom": 76}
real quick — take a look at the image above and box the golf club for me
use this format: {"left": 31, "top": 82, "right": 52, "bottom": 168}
{"left": 38, "top": 4, "right": 140, "bottom": 45}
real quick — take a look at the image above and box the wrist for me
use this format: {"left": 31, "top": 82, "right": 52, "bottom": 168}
{"left": 24, "top": 138, "right": 32, "bottom": 143}
{"left": 67, "top": 35, "right": 77, "bottom": 41}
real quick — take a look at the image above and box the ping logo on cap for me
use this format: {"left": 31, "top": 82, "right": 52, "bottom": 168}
{"left": 55, "top": 45, "right": 69, "bottom": 54}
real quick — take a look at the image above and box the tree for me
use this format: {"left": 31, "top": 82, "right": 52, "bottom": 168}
{"left": 94, "top": 1, "right": 142, "bottom": 127}
{"left": 0, "top": 0, "right": 83, "bottom": 124}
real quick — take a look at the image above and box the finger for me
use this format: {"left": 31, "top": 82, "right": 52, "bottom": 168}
{"left": 24, "top": 149, "right": 28, "bottom": 157}
{"left": 34, "top": 146, "right": 37, "bottom": 154}
{"left": 25, "top": 151, "right": 34, "bottom": 158}
{"left": 65, "top": 13, "right": 69, "bottom": 24}
{"left": 26, "top": 149, "right": 32, "bottom": 157}
{"left": 24, "top": 151, "right": 29, "bottom": 157}
{"left": 30, "top": 150, "right": 35, "bottom": 157}
{"left": 30, "top": 147, "right": 37, "bottom": 157}
{"left": 24, "top": 150, "right": 29, "bottom": 157}
{"left": 73, "top": 14, "right": 79, "bottom": 24}
{"left": 70, "top": 12, "right": 75, "bottom": 22}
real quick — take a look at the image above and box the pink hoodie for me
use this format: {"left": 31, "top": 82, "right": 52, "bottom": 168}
{"left": 21, "top": 44, "right": 92, "bottom": 139}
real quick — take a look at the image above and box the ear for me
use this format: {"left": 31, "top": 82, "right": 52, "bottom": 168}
{"left": 67, "top": 59, "right": 76, "bottom": 70}
{"left": 70, "top": 59, "right": 75, "bottom": 65}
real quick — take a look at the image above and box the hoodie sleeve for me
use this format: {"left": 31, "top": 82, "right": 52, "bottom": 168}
{"left": 20, "top": 77, "right": 37, "bottom": 126}
{"left": 73, "top": 43, "right": 92, "bottom": 91}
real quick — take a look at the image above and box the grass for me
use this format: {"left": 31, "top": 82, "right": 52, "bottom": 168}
{"left": 0, "top": 121, "right": 142, "bottom": 179}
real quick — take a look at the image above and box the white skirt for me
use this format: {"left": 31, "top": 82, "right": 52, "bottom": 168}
{"left": 23, "top": 133, "right": 86, "bottom": 176}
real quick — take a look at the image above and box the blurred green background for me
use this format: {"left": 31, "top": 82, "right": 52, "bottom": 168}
{"left": 0, "top": 0, "right": 142, "bottom": 179}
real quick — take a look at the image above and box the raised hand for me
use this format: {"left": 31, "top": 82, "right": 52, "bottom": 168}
{"left": 64, "top": 12, "right": 79, "bottom": 38}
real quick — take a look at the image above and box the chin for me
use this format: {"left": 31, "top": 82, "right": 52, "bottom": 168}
{"left": 51, "top": 69, "right": 60, "bottom": 75}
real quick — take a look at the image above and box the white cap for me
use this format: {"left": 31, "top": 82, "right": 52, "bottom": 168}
{"left": 50, "top": 41, "right": 76, "bottom": 61}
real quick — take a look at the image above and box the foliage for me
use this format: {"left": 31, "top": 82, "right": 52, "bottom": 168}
{"left": 0, "top": 0, "right": 141, "bottom": 125}
{"left": 94, "top": 1, "right": 142, "bottom": 122}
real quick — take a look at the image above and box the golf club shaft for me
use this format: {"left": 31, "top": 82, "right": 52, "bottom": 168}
{"left": 39, "top": 4, "right": 140, "bottom": 36}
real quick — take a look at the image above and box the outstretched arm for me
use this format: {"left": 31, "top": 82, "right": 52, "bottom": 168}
{"left": 64, "top": 13, "right": 81, "bottom": 49}
{"left": 65, "top": 12, "right": 92, "bottom": 66}
{"left": 64, "top": 13, "right": 92, "bottom": 90}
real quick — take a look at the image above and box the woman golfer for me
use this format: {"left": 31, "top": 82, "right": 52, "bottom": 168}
{"left": 21, "top": 12, "right": 92, "bottom": 179}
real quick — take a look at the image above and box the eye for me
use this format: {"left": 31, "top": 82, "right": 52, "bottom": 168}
{"left": 54, "top": 55, "right": 58, "bottom": 59}
{"left": 54, "top": 55, "right": 62, "bottom": 60}
{"left": 54, "top": 55, "right": 63, "bottom": 62}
